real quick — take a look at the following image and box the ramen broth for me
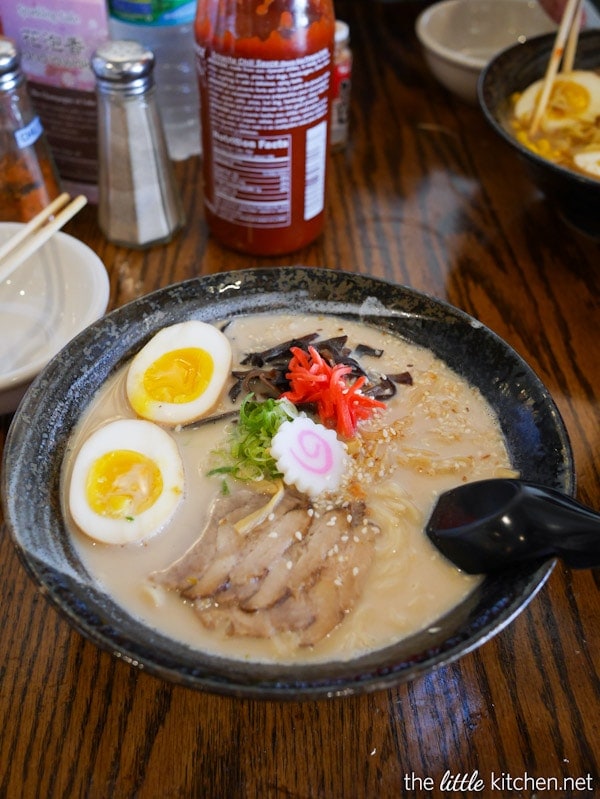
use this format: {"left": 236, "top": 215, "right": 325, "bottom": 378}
{"left": 63, "top": 313, "right": 516, "bottom": 664}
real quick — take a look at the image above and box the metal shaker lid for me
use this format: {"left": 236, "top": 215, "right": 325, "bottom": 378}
{"left": 0, "top": 36, "right": 23, "bottom": 91}
{"left": 91, "top": 40, "right": 155, "bottom": 95}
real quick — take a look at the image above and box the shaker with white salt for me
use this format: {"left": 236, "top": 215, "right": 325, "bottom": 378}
{"left": 91, "top": 40, "right": 184, "bottom": 248}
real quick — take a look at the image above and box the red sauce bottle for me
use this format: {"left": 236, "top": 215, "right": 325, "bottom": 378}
{"left": 195, "top": 0, "right": 335, "bottom": 256}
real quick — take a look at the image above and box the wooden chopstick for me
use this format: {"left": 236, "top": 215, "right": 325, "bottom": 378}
{"left": 0, "top": 193, "right": 88, "bottom": 284}
{"left": 0, "top": 192, "right": 71, "bottom": 261}
{"left": 562, "top": 0, "right": 583, "bottom": 73}
{"left": 529, "top": 0, "right": 583, "bottom": 136}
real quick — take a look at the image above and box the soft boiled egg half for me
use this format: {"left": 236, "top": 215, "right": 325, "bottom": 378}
{"left": 514, "top": 70, "right": 600, "bottom": 133}
{"left": 126, "top": 320, "right": 232, "bottom": 426}
{"left": 69, "top": 419, "right": 184, "bottom": 545}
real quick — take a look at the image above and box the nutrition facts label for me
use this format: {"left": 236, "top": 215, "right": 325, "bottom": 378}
{"left": 199, "top": 47, "right": 331, "bottom": 227}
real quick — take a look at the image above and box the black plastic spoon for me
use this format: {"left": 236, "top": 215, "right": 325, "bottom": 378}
{"left": 426, "top": 479, "right": 600, "bottom": 574}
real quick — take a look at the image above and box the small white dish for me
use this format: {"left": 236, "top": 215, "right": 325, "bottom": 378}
{"left": 416, "top": 0, "right": 556, "bottom": 103}
{"left": 0, "top": 223, "right": 109, "bottom": 414}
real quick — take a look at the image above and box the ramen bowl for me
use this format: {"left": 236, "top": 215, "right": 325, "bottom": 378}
{"left": 0, "top": 223, "right": 110, "bottom": 414}
{"left": 1, "top": 268, "right": 573, "bottom": 699}
{"left": 415, "top": 0, "right": 556, "bottom": 104}
{"left": 479, "top": 30, "right": 600, "bottom": 238}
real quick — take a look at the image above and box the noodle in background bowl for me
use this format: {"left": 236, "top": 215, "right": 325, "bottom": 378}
{"left": 478, "top": 30, "right": 600, "bottom": 238}
{"left": 1, "top": 268, "right": 573, "bottom": 699}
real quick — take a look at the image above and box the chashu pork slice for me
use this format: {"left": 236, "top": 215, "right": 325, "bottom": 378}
{"left": 243, "top": 505, "right": 365, "bottom": 611}
{"left": 200, "top": 510, "right": 378, "bottom": 645}
{"left": 152, "top": 483, "right": 379, "bottom": 646}
{"left": 215, "top": 506, "right": 313, "bottom": 607}
{"left": 152, "top": 487, "right": 310, "bottom": 599}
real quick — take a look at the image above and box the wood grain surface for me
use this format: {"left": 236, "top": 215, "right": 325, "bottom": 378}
{"left": 0, "top": 2, "right": 598, "bottom": 797}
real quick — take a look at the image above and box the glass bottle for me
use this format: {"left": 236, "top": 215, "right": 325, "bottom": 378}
{"left": 331, "top": 20, "right": 352, "bottom": 152}
{"left": 0, "top": 36, "right": 62, "bottom": 222}
{"left": 195, "top": 0, "right": 335, "bottom": 256}
{"left": 107, "top": 0, "right": 201, "bottom": 161}
{"left": 91, "top": 40, "right": 185, "bottom": 248}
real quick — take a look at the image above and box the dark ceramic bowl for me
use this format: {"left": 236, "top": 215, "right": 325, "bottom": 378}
{"left": 1, "top": 268, "right": 573, "bottom": 699}
{"left": 478, "top": 30, "right": 600, "bottom": 238}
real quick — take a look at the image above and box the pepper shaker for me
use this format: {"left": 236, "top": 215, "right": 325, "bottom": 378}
{"left": 0, "top": 36, "right": 62, "bottom": 222}
{"left": 91, "top": 40, "right": 184, "bottom": 249}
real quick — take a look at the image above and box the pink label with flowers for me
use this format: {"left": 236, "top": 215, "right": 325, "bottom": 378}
{"left": 1, "top": 0, "right": 108, "bottom": 196}
{"left": 1, "top": 0, "right": 108, "bottom": 90}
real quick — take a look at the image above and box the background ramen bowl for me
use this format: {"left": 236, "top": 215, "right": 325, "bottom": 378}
{"left": 0, "top": 223, "right": 109, "bottom": 414}
{"left": 1, "top": 268, "right": 573, "bottom": 699}
{"left": 415, "top": 0, "right": 556, "bottom": 104}
{"left": 479, "top": 30, "right": 600, "bottom": 238}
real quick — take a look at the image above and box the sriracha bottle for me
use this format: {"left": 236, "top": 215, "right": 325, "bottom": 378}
{"left": 195, "top": 0, "right": 335, "bottom": 256}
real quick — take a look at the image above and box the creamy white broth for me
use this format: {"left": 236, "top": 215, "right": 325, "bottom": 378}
{"left": 62, "top": 313, "right": 516, "bottom": 664}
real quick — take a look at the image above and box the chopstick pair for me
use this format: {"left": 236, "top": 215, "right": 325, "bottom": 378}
{"left": 0, "top": 192, "right": 88, "bottom": 284}
{"left": 529, "top": 0, "right": 584, "bottom": 136}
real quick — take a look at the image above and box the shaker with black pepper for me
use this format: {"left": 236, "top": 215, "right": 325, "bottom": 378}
{"left": 91, "top": 40, "right": 184, "bottom": 248}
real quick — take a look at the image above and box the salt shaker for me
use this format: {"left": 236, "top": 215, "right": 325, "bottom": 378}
{"left": 91, "top": 40, "right": 184, "bottom": 248}
{"left": 0, "top": 36, "right": 62, "bottom": 222}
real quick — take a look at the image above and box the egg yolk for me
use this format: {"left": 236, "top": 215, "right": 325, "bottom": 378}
{"left": 86, "top": 450, "right": 163, "bottom": 519}
{"left": 547, "top": 80, "right": 590, "bottom": 120}
{"left": 142, "top": 347, "right": 214, "bottom": 404}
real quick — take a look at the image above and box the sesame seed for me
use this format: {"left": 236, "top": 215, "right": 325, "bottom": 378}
{"left": 286, "top": 560, "right": 293, "bottom": 570}
{"left": 268, "top": 531, "right": 278, "bottom": 539}
{"left": 295, "top": 530, "right": 303, "bottom": 541}
{"left": 352, "top": 567, "right": 359, "bottom": 577}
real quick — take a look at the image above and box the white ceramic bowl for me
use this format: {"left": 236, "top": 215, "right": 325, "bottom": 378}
{"left": 416, "top": 0, "right": 556, "bottom": 103}
{"left": 0, "top": 224, "right": 109, "bottom": 414}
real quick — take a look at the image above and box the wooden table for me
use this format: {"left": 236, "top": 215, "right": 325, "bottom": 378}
{"left": 1, "top": 2, "right": 598, "bottom": 796}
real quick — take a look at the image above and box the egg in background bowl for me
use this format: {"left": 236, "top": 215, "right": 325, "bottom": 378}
{"left": 513, "top": 70, "right": 600, "bottom": 132}
{"left": 508, "top": 70, "right": 600, "bottom": 180}
{"left": 0, "top": 224, "right": 109, "bottom": 414}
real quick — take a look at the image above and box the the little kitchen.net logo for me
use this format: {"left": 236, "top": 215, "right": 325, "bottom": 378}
{"left": 403, "top": 770, "right": 596, "bottom": 793}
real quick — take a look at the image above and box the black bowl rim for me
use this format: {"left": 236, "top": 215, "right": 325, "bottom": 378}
{"left": 478, "top": 29, "right": 600, "bottom": 190}
{"left": 1, "top": 267, "right": 573, "bottom": 700}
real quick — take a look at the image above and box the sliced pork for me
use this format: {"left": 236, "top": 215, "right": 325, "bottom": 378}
{"left": 152, "top": 486, "right": 379, "bottom": 646}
